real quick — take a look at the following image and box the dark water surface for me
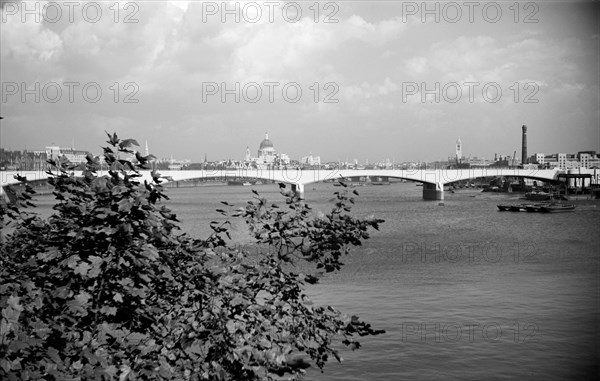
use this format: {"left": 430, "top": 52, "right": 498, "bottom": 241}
{"left": 164, "top": 182, "right": 599, "bottom": 381}
{"left": 168, "top": 182, "right": 599, "bottom": 381}
{"left": 28, "top": 182, "right": 600, "bottom": 380}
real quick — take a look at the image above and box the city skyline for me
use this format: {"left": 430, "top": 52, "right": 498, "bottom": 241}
{"left": 1, "top": 1, "right": 598, "bottom": 163}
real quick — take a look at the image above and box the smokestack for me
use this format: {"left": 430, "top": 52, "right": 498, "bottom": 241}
{"left": 521, "top": 125, "right": 528, "bottom": 165}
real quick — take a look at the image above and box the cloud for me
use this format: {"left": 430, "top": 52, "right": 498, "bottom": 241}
{"left": 0, "top": 2, "right": 597, "bottom": 161}
{"left": 405, "top": 56, "right": 428, "bottom": 74}
{"left": 1, "top": 10, "right": 63, "bottom": 65}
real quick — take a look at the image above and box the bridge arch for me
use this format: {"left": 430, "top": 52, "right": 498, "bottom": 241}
{"left": 1, "top": 168, "right": 562, "bottom": 201}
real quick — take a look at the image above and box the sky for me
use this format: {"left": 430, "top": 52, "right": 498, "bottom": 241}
{"left": 1, "top": 0, "right": 598, "bottom": 163}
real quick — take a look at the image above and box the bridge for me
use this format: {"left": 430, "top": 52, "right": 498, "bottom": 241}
{"left": 1, "top": 167, "right": 561, "bottom": 201}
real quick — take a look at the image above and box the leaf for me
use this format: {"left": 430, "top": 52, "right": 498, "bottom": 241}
{"left": 74, "top": 261, "right": 92, "bottom": 276}
{"left": 113, "top": 293, "right": 123, "bottom": 303}
{"left": 65, "top": 255, "right": 81, "bottom": 269}
{"left": 304, "top": 275, "right": 319, "bottom": 285}
{"left": 47, "top": 347, "right": 62, "bottom": 364}
{"left": 0, "top": 359, "right": 11, "bottom": 372}
{"left": 142, "top": 247, "right": 159, "bottom": 261}
{"left": 119, "top": 364, "right": 132, "bottom": 381}
{"left": 101, "top": 365, "right": 118, "bottom": 378}
{"left": 37, "top": 248, "right": 61, "bottom": 262}
{"left": 88, "top": 256, "right": 104, "bottom": 278}
{"left": 117, "top": 199, "right": 132, "bottom": 212}
{"left": 100, "top": 306, "right": 117, "bottom": 316}
{"left": 7, "top": 295, "right": 23, "bottom": 312}
{"left": 126, "top": 332, "right": 146, "bottom": 345}
{"left": 67, "top": 291, "right": 92, "bottom": 314}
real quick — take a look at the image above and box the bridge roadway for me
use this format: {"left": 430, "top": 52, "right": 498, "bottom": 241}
{"left": 1, "top": 168, "right": 560, "bottom": 201}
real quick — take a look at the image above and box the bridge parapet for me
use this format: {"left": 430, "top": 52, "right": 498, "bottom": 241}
{"left": 0, "top": 168, "right": 562, "bottom": 199}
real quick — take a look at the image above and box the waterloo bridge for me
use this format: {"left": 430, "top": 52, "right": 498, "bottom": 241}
{"left": 1, "top": 167, "right": 564, "bottom": 202}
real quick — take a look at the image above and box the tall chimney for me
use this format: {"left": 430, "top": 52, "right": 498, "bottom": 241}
{"left": 521, "top": 125, "right": 528, "bottom": 165}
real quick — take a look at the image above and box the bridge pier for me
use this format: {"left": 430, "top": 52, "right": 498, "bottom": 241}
{"left": 422, "top": 182, "right": 444, "bottom": 202}
{"left": 291, "top": 183, "right": 305, "bottom": 199}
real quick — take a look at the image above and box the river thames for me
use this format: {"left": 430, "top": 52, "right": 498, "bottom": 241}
{"left": 31, "top": 181, "right": 600, "bottom": 380}
{"left": 162, "top": 181, "right": 599, "bottom": 381}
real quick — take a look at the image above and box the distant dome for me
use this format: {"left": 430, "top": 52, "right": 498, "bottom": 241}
{"left": 259, "top": 132, "right": 274, "bottom": 150}
{"left": 260, "top": 138, "right": 273, "bottom": 149}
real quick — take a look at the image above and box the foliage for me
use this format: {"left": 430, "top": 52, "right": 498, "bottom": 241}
{"left": 0, "top": 133, "right": 385, "bottom": 380}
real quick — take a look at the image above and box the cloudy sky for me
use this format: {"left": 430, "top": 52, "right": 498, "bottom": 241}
{"left": 1, "top": 1, "right": 598, "bottom": 163}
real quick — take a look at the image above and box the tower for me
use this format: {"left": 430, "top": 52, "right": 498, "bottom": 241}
{"left": 521, "top": 125, "right": 528, "bottom": 165}
{"left": 145, "top": 140, "right": 149, "bottom": 156}
{"left": 245, "top": 146, "right": 251, "bottom": 161}
{"left": 456, "top": 137, "right": 462, "bottom": 161}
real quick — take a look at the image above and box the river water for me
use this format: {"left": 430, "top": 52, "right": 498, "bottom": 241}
{"left": 29, "top": 182, "right": 600, "bottom": 380}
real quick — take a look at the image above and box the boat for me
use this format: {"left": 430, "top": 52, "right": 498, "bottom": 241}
{"left": 369, "top": 177, "right": 390, "bottom": 185}
{"left": 525, "top": 204, "right": 546, "bottom": 212}
{"left": 525, "top": 190, "right": 551, "bottom": 201}
{"left": 450, "top": 187, "right": 483, "bottom": 194}
{"left": 498, "top": 203, "right": 545, "bottom": 212}
{"left": 227, "top": 180, "right": 253, "bottom": 186}
{"left": 539, "top": 204, "right": 576, "bottom": 213}
{"left": 509, "top": 204, "right": 528, "bottom": 212}
{"left": 483, "top": 186, "right": 501, "bottom": 193}
{"left": 497, "top": 202, "right": 576, "bottom": 213}
{"left": 498, "top": 203, "right": 532, "bottom": 212}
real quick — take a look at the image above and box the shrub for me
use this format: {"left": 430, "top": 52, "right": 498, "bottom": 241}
{"left": 0, "top": 133, "right": 384, "bottom": 380}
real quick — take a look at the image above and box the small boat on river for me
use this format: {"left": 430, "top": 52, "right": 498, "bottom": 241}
{"left": 498, "top": 203, "right": 531, "bottom": 212}
{"left": 525, "top": 204, "right": 545, "bottom": 212}
{"left": 525, "top": 190, "right": 551, "bottom": 201}
{"left": 498, "top": 202, "right": 576, "bottom": 213}
{"left": 539, "top": 204, "right": 576, "bottom": 213}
